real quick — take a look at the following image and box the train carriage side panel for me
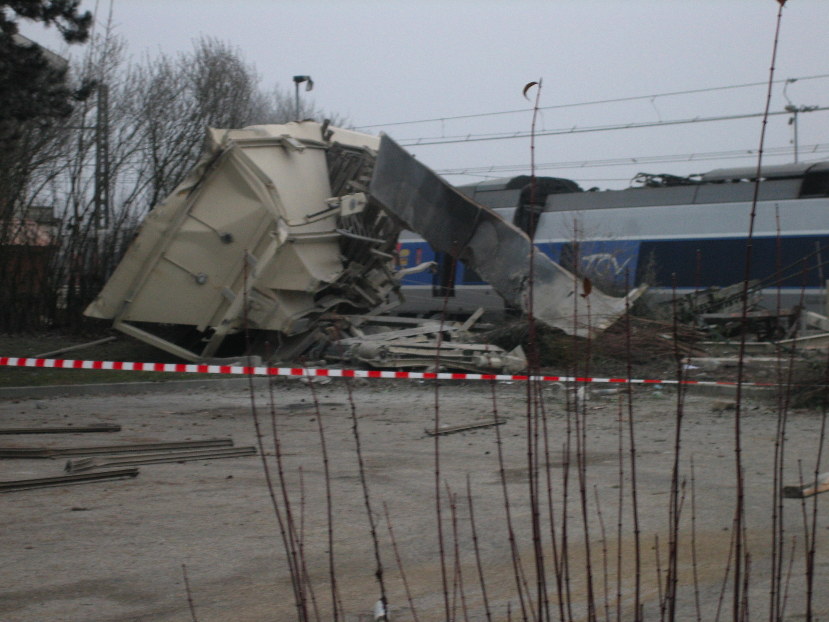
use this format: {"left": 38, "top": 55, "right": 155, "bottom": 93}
{"left": 395, "top": 163, "right": 829, "bottom": 315}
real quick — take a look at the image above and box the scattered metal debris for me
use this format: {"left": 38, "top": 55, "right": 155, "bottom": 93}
{"left": 672, "top": 281, "right": 761, "bottom": 323}
{"left": 0, "top": 468, "right": 139, "bottom": 493}
{"left": 695, "top": 308, "right": 829, "bottom": 358}
{"left": 0, "top": 439, "right": 233, "bottom": 459}
{"left": 425, "top": 419, "right": 506, "bottom": 436}
{"left": 699, "top": 308, "right": 801, "bottom": 341}
{"left": 65, "top": 446, "right": 257, "bottom": 473}
{"left": 322, "top": 313, "right": 527, "bottom": 373}
{"left": 0, "top": 424, "right": 121, "bottom": 435}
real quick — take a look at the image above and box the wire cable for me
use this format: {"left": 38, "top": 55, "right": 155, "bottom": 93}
{"left": 398, "top": 107, "right": 829, "bottom": 147}
{"left": 355, "top": 73, "right": 829, "bottom": 130}
{"left": 436, "top": 143, "right": 829, "bottom": 177}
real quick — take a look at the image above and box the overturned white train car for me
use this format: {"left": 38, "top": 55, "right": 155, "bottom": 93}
{"left": 85, "top": 123, "right": 402, "bottom": 360}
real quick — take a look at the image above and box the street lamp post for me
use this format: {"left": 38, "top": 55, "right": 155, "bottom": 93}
{"left": 785, "top": 104, "right": 819, "bottom": 163}
{"left": 783, "top": 79, "right": 818, "bottom": 164}
{"left": 292, "top": 75, "right": 313, "bottom": 121}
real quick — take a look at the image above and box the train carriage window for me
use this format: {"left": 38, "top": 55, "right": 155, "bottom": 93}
{"left": 800, "top": 170, "right": 829, "bottom": 197}
{"left": 432, "top": 251, "right": 456, "bottom": 297}
{"left": 512, "top": 177, "right": 583, "bottom": 238}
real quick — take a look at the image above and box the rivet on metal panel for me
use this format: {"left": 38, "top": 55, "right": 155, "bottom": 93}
{"left": 194, "top": 273, "right": 208, "bottom": 285}
{"left": 279, "top": 134, "right": 305, "bottom": 152}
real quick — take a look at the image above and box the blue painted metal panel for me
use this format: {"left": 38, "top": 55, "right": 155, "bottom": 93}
{"left": 637, "top": 235, "right": 829, "bottom": 288}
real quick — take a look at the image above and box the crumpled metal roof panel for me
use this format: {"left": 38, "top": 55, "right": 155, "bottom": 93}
{"left": 85, "top": 122, "right": 393, "bottom": 358}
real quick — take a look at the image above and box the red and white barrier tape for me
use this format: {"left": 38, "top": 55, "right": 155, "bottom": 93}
{"left": 0, "top": 356, "right": 774, "bottom": 387}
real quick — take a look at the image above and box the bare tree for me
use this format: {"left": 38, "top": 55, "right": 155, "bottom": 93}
{"left": 0, "top": 29, "right": 350, "bottom": 333}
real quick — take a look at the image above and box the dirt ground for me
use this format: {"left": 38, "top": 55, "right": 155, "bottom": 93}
{"left": 1, "top": 378, "right": 827, "bottom": 622}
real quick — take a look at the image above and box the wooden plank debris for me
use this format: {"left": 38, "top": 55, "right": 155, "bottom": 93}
{"left": 336, "top": 325, "right": 450, "bottom": 343}
{"left": 31, "top": 336, "right": 118, "bottom": 358}
{"left": 459, "top": 307, "right": 485, "bottom": 332}
{"left": 65, "top": 447, "right": 257, "bottom": 473}
{"left": 0, "top": 439, "right": 233, "bottom": 459}
{"left": 334, "top": 314, "right": 457, "bottom": 326}
{"left": 783, "top": 472, "right": 829, "bottom": 498}
{"left": 0, "top": 424, "right": 122, "bottom": 435}
{"left": 802, "top": 310, "right": 829, "bottom": 333}
{"left": 0, "top": 468, "right": 139, "bottom": 493}
{"left": 425, "top": 419, "right": 506, "bottom": 437}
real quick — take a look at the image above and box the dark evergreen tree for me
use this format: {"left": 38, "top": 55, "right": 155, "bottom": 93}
{"left": 0, "top": 1, "right": 92, "bottom": 131}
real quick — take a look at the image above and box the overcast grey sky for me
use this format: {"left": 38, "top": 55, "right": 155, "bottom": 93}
{"left": 20, "top": 0, "right": 829, "bottom": 188}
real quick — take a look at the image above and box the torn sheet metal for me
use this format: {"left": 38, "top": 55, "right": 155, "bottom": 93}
{"left": 85, "top": 122, "right": 401, "bottom": 361}
{"left": 368, "top": 134, "right": 644, "bottom": 337}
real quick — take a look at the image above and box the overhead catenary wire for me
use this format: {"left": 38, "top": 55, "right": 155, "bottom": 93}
{"left": 436, "top": 143, "right": 829, "bottom": 178}
{"left": 397, "top": 106, "right": 829, "bottom": 147}
{"left": 355, "top": 73, "right": 829, "bottom": 130}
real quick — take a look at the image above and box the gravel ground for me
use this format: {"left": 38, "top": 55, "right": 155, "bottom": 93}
{"left": 0, "top": 378, "right": 827, "bottom": 621}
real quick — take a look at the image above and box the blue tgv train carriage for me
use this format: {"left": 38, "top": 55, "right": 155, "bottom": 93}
{"left": 393, "top": 160, "right": 829, "bottom": 316}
